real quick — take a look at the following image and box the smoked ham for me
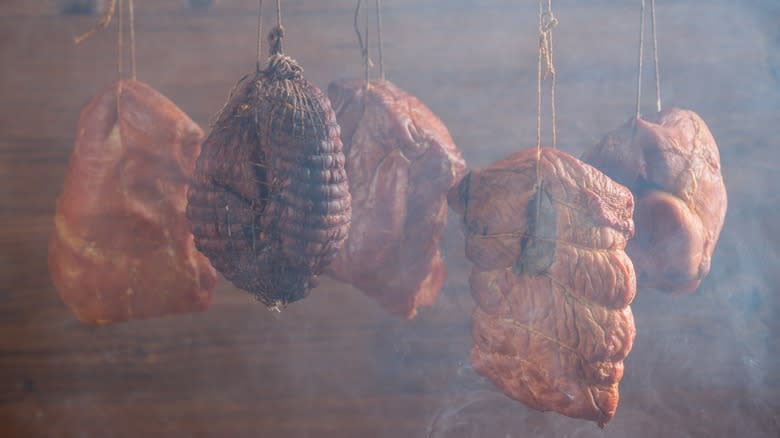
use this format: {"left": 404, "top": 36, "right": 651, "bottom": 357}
{"left": 449, "top": 147, "right": 636, "bottom": 425}
{"left": 582, "top": 108, "right": 727, "bottom": 294}
{"left": 49, "top": 80, "right": 217, "bottom": 324}
{"left": 186, "top": 48, "right": 351, "bottom": 308}
{"left": 326, "top": 79, "right": 466, "bottom": 319}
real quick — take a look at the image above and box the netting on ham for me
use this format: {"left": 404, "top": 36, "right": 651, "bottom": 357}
{"left": 187, "top": 52, "right": 351, "bottom": 308}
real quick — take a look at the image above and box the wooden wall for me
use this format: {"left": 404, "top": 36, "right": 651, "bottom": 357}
{"left": 1, "top": 1, "right": 779, "bottom": 436}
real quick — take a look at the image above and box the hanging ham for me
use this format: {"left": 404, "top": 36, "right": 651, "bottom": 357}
{"left": 582, "top": 108, "right": 727, "bottom": 294}
{"left": 48, "top": 80, "right": 217, "bottom": 324}
{"left": 186, "top": 40, "right": 351, "bottom": 308}
{"left": 449, "top": 147, "right": 636, "bottom": 426}
{"left": 326, "top": 79, "right": 467, "bottom": 319}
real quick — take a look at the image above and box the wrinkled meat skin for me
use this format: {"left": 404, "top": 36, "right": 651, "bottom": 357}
{"left": 186, "top": 57, "right": 351, "bottom": 307}
{"left": 326, "top": 79, "right": 466, "bottom": 319}
{"left": 48, "top": 80, "right": 216, "bottom": 324}
{"left": 582, "top": 108, "right": 727, "bottom": 294}
{"left": 449, "top": 147, "right": 636, "bottom": 425}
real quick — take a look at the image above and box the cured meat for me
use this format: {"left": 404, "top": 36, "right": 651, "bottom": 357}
{"left": 448, "top": 147, "right": 636, "bottom": 425}
{"left": 326, "top": 79, "right": 466, "bottom": 319}
{"left": 582, "top": 108, "right": 727, "bottom": 294}
{"left": 48, "top": 80, "right": 217, "bottom": 324}
{"left": 187, "top": 46, "right": 351, "bottom": 308}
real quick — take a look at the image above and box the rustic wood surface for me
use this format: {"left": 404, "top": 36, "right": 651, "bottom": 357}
{"left": 1, "top": 0, "right": 779, "bottom": 437}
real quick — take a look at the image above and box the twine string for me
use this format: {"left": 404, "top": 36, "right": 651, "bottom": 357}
{"left": 636, "top": 0, "right": 663, "bottom": 116}
{"left": 129, "top": 0, "right": 136, "bottom": 80}
{"left": 354, "top": 0, "right": 371, "bottom": 91}
{"left": 536, "top": 0, "right": 558, "bottom": 181}
{"left": 269, "top": 0, "right": 284, "bottom": 55}
{"left": 73, "top": 0, "right": 118, "bottom": 44}
{"left": 118, "top": 0, "right": 123, "bottom": 82}
{"left": 256, "top": 0, "right": 264, "bottom": 71}
{"left": 650, "top": 0, "right": 662, "bottom": 112}
{"left": 375, "top": 0, "right": 385, "bottom": 80}
{"left": 534, "top": 0, "right": 558, "bottom": 205}
{"left": 364, "top": 0, "right": 370, "bottom": 87}
{"left": 636, "top": 0, "right": 646, "bottom": 117}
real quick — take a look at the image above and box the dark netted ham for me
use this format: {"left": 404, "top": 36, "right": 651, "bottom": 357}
{"left": 187, "top": 45, "right": 351, "bottom": 308}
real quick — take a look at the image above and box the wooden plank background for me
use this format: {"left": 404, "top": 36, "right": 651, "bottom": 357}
{"left": 1, "top": 0, "right": 778, "bottom": 436}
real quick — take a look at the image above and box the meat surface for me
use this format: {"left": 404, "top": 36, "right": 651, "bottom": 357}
{"left": 48, "top": 80, "right": 217, "bottom": 324}
{"left": 326, "top": 79, "right": 466, "bottom": 319}
{"left": 187, "top": 53, "right": 351, "bottom": 308}
{"left": 448, "top": 147, "right": 636, "bottom": 425}
{"left": 582, "top": 108, "right": 727, "bottom": 294}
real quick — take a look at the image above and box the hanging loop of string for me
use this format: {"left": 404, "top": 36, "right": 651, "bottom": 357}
{"left": 73, "top": 0, "right": 136, "bottom": 81}
{"left": 128, "top": 0, "right": 136, "bottom": 80}
{"left": 375, "top": 0, "right": 385, "bottom": 80}
{"left": 536, "top": 0, "right": 558, "bottom": 153}
{"left": 116, "top": 0, "right": 124, "bottom": 116}
{"left": 354, "top": 0, "right": 386, "bottom": 87}
{"left": 636, "top": 0, "right": 662, "bottom": 117}
{"left": 256, "top": 0, "right": 264, "bottom": 71}
{"left": 354, "top": 0, "right": 370, "bottom": 90}
{"left": 354, "top": 0, "right": 366, "bottom": 59}
{"left": 650, "top": 0, "right": 661, "bottom": 112}
{"left": 635, "top": 0, "right": 645, "bottom": 118}
{"left": 269, "top": 0, "right": 285, "bottom": 55}
{"left": 118, "top": 0, "right": 123, "bottom": 82}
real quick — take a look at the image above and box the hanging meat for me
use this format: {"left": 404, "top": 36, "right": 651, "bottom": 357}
{"left": 186, "top": 29, "right": 351, "bottom": 308}
{"left": 325, "top": 79, "right": 466, "bottom": 319}
{"left": 448, "top": 147, "right": 636, "bottom": 426}
{"left": 48, "top": 80, "right": 217, "bottom": 324}
{"left": 582, "top": 108, "right": 727, "bottom": 294}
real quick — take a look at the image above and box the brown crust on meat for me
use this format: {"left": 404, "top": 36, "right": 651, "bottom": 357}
{"left": 49, "top": 80, "right": 216, "bottom": 324}
{"left": 187, "top": 55, "right": 351, "bottom": 307}
{"left": 326, "top": 79, "right": 466, "bottom": 319}
{"left": 582, "top": 108, "right": 727, "bottom": 294}
{"left": 451, "top": 147, "right": 636, "bottom": 425}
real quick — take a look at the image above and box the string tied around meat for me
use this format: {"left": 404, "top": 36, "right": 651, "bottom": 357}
{"left": 266, "top": 52, "right": 304, "bottom": 80}
{"left": 262, "top": 0, "right": 301, "bottom": 80}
